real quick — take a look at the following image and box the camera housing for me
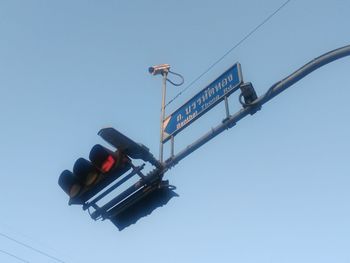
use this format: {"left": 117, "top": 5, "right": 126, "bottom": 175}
{"left": 148, "top": 64, "right": 170, "bottom": 75}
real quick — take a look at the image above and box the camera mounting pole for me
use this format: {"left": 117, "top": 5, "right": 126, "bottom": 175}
{"left": 148, "top": 64, "right": 171, "bottom": 164}
{"left": 159, "top": 70, "right": 168, "bottom": 163}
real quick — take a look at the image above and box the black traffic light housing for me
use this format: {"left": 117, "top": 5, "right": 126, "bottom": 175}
{"left": 59, "top": 145, "right": 132, "bottom": 205}
{"left": 239, "top": 82, "right": 258, "bottom": 106}
{"left": 58, "top": 127, "right": 177, "bottom": 230}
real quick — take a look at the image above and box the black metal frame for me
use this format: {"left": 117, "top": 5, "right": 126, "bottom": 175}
{"left": 80, "top": 160, "right": 165, "bottom": 221}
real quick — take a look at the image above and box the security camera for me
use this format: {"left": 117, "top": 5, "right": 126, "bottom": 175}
{"left": 148, "top": 64, "right": 170, "bottom": 75}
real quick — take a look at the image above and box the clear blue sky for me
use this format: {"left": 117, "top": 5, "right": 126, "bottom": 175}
{"left": 0, "top": 0, "right": 349, "bottom": 262}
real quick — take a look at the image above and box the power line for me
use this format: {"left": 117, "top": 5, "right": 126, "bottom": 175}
{"left": 0, "top": 232, "right": 66, "bottom": 263}
{"left": 165, "top": 0, "right": 292, "bottom": 108}
{"left": 1, "top": 222, "right": 72, "bottom": 262}
{"left": 0, "top": 249, "right": 30, "bottom": 263}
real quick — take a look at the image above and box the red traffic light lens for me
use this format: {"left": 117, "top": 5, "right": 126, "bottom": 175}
{"left": 101, "top": 155, "right": 116, "bottom": 173}
{"left": 89, "top": 144, "right": 118, "bottom": 173}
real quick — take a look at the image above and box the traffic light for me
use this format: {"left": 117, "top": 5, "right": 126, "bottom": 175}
{"left": 58, "top": 144, "right": 132, "bottom": 205}
{"left": 58, "top": 127, "right": 177, "bottom": 230}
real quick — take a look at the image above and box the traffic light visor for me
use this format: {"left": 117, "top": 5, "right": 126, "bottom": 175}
{"left": 73, "top": 158, "right": 99, "bottom": 186}
{"left": 58, "top": 170, "right": 81, "bottom": 197}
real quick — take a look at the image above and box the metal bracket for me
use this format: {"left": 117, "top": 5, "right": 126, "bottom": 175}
{"left": 83, "top": 163, "right": 146, "bottom": 212}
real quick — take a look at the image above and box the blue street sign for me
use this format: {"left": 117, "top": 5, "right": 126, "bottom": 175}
{"left": 162, "top": 63, "right": 243, "bottom": 143}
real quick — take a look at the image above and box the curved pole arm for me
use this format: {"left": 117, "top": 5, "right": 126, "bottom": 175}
{"left": 255, "top": 44, "right": 350, "bottom": 105}
{"left": 164, "top": 44, "right": 350, "bottom": 170}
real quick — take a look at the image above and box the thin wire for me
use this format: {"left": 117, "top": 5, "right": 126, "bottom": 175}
{"left": 165, "top": 0, "right": 291, "bottom": 108}
{"left": 1, "top": 222, "right": 73, "bottom": 262}
{"left": 0, "top": 232, "right": 66, "bottom": 263}
{"left": 166, "top": 70, "right": 184, "bottom": 86}
{"left": 0, "top": 249, "right": 30, "bottom": 263}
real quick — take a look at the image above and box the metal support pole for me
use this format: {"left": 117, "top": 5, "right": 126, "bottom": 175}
{"left": 170, "top": 136, "right": 175, "bottom": 157}
{"left": 224, "top": 96, "right": 230, "bottom": 118}
{"left": 159, "top": 71, "right": 168, "bottom": 164}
